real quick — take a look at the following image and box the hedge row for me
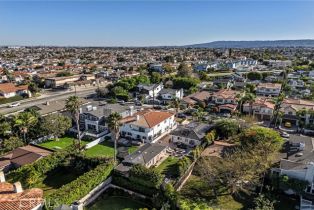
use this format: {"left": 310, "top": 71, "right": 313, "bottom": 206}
{"left": 7, "top": 148, "right": 72, "bottom": 187}
{"left": 129, "top": 164, "right": 164, "bottom": 188}
{"left": 176, "top": 157, "right": 192, "bottom": 177}
{"left": 46, "top": 161, "right": 114, "bottom": 209}
{"left": 112, "top": 175, "right": 158, "bottom": 196}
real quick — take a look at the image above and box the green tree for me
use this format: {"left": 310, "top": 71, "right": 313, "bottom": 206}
{"left": 107, "top": 112, "right": 122, "bottom": 164}
{"left": 150, "top": 72, "right": 162, "bottom": 84}
{"left": 247, "top": 72, "right": 263, "bottom": 81}
{"left": 65, "top": 96, "right": 82, "bottom": 148}
{"left": 251, "top": 194, "right": 275, "bottom": 210}
{"left": 215, "top": 119, "right": 240, "bottom": 139}
{"left": 0, "top": 121, "right": 11, "bottom": 137}
{"left": 172, "top": 97, "right": 181, "bottom": 114}
{"left": 163, "top": 63, "right": 175, "bottom": 73}
{"left": 2, "top": 136, "right": 24, "bottom": 152}
{"left": 41, "top": 114, "right": 72, "bottom": 140}
{"left": 240, "top": 126, "right": 284, "bottom": 152}
{"left": 177, "top": 63, "right": 192, "bottom": 77}
{"left": 14, "top": 112, "right": 38, "bottom": 142}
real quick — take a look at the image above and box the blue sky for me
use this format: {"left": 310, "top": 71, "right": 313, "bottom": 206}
{"left": 1, "top": 1, "right": 314, "bottom": 46}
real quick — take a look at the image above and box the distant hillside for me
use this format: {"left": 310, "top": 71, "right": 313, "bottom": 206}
{"left": 184, "top": 40, "right": 314, "bottom": 48}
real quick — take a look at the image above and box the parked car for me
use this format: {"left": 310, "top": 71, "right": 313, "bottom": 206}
{"left": 8, "top": 102, "right": 21, "bottom": 108}
{"left": 135, "top": 101, "right": 142, "bottom": 106}
{"left": 176, "top": 142, "right": 188, "bottom": 149}
{"left": 280, "top": 132, "right": 290, "bottom": 138}
{"left": 131, "top": 140, "right": 142, "bottom": 146}
{"left": 284, "top": 122, "right": 292, "bottom": 128}
{"left": 176, "top": 113, "right": 187, "bottom": 119}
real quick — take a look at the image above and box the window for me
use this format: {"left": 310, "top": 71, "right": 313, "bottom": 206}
{"left": 139, "top": 127, "right": 145, "bottom": 133}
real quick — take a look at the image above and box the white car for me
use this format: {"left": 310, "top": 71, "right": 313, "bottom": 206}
{"left": 8, "top": 102, "right": 21, "bottom": 108}
{"left": 280, "top": 132, "right": 290, "bottom": 138}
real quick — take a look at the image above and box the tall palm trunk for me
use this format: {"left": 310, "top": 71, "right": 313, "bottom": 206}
{"left": 76, "top": 118, "right": 81, "bottom": 149}
{"left": 112, "top": 131, "right": 118, "bottom": 164}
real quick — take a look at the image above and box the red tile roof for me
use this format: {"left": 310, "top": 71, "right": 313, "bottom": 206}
{"left": 122, "top": 109, "right": 174, "bottom": 128}
{"left": 0, "top": 185, "right": 43, "bottom": 210}
{"left": 0, "top": 83, "right": 28, "bottom": 94}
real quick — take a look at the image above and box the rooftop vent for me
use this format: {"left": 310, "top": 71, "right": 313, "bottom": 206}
{"left": 13, "top": 182, "right": 23, "bottom": 193}
{"left": 0, "top": 171, "right": 5, "bottom": 183}
{"left": 86, "top": 105, "right": 93, "bottom": 111}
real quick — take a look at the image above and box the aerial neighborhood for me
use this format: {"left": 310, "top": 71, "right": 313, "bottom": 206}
{"left": 1, "top": 46, "right": 314, "bottom": 210}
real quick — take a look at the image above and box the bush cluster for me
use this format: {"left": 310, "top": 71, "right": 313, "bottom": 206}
{"left": 175, "top": 157, "right": 192, "bottom": 177}
{"left": 46, "top": 162, "right": 114, "bottom": 209}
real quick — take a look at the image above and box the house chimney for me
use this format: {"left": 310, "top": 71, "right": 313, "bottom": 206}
{"left": 136, "top": 115, "right": 140, "bottom": 121}
{"left": 129, "top": 106, "right": 134, "bottom": 115}
{"left": 13, "top": 182, "right": 23, "bottom": 193}
{"left": 0, "top": 171, "right": 5, "bottom": 183}
{"left": 46, "top": 101, "right": 49, "bottom": 105}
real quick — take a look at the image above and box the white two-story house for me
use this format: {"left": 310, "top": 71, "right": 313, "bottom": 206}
{"left": 272, "top": 135, "right": 314, "bottom": 210}
{"left": 136, "top": 83, "right": 163, "bottom": 99}
{"left": 79, "top": 103, "right": 136, "bottom": 137}
{"left": 120, "top": 109, "right": 176, "bottom": 143}
{"left": 159, "top": 88, "right": 184, "bottom": 102}
{"left": 171, "top": 122, "right": 211, "bottom": 147}
{"left": 256, "top": 83, "right": 282, "bottom": 97}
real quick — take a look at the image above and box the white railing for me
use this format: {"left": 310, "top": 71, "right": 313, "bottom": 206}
{"left": 85, "top": 133, "right": 111, "bottom": 149}
{"left": 30, "top": 134, "right": 55, "bottom": 145}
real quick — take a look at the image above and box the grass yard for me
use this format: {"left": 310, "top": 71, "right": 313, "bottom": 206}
{"left": 180, "top": 175, "right": 245, "bottom": 210}
{"left": 207, "top": 72, "right": 233, "bottom": 77}
{"left": 156, "top": 156, "right": 179, "bottom": 178}
{"left": 84, "top": 141, "right": 114, "bottom": 158}
{"left": 39, "top": 137, "right": 87, "bottom": 150}
{"left": 87, "top": 196, "right": 148, "bottom": 210}
{"left": 40, "top": 166, "right": 84, "bottom": 196}
{"left": 128, "top": 146, "right": 139, "bottom": 154}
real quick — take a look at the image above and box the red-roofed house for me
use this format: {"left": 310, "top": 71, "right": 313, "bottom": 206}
{"left": 0, "top": 83, "right": 31, "bottom": 98}
{"left": 0, "top": 171, "right": 44, "bottom": 210}
{"left": 210, "top": 89, "right": 239, "bottom": 113}
{"left": 120, "top": 109, "right": 176, "bottom": 143}
{"left": 243, "top": 97, "right": 275, "bottom": 120}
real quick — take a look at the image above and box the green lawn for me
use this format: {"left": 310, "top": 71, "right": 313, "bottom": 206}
{"left": 156, "top": 156, "right": 179, "bottom": 178}
{"left": 180, "top": 175, "right": 244, "bottom": 210}
{"left": 40, "top": 166, "right": 84, "bottom": 196}
{"left": 128, "top": 146, "right": 139, "bottom": 154}
{"left": 207, "top": 72, "right": 233, "bottom": 77}
{"left": 84, "top": 141, "right": 115, "bottom": 158}
{"left": 87, "top": 196, "right": 148, "bottom": 210}
{"left": 39, "top": 137, "right": 87, "bottom": 150}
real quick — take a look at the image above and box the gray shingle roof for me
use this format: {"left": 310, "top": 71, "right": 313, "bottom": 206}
{"left": 123, "top": 143, "right": 166, "bottom": 165}
{"left": 170, "top": 122, "right": 211, "bottom": 141}
{"left": 80, "top": 102, "right": 131, "bottom": 118}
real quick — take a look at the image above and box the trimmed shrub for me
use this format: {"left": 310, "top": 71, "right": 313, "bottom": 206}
{"left": 46, "top": 161, "right": 114, "bottom": 209}
{"left": 129, "top": 164, "right": 164, "bottom": 188}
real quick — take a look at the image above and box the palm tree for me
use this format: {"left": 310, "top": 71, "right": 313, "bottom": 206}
{"left": 270, "top": 93, "right": 285, "bottom": 128}
{"left": 65, "top": 96, "right": 82, "bottom": 148}
{"left": 236, "top": 92, "right": 245, "bottom": 113}
{"left": 172, "top": 97, "right": 181, "bottom": 114}
{"left": 107, "top": 112, "right": 122, "bottom": 164}
{"left": 296, "top": 108, "right": 308, "bottom": 130}
{"left": 243, "top": 93, "right": 256, "bottom": 116}
{"left": 14, "top": 112, "right": 38, "bottom": 142}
